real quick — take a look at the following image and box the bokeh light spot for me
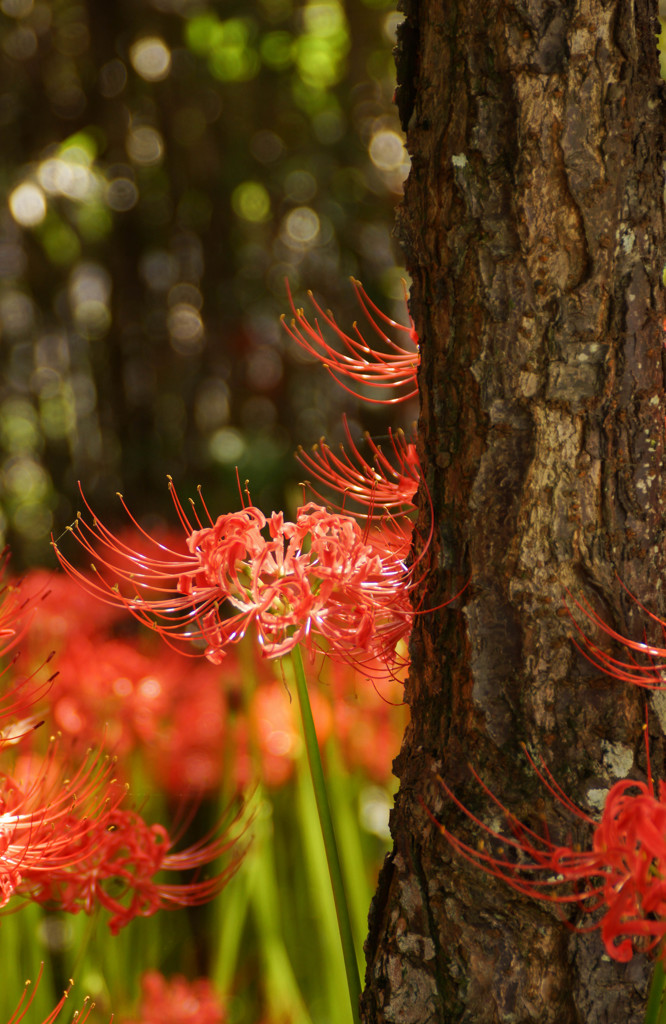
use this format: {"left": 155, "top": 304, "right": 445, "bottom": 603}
{"left": 369, "top": 128, "right": 407, "bottom": 171}
{"left": 13, "top": 501, "right": 52, "bottom": 539}
{"left": 114, "top": 678, "right": 134, "bottom": 699}
{"left": 69, "top": 263, "right": 112, "bottom": 337}
{"left": 105, "top": 176, "right": 138, "bottom": 212}
{"left": 209, "top": 427, "right": 245, "bottom": 464}
{"left": 195, "top": 378, "right": 229, "bottom": 432}
{"left": 260, "top": 31, "right": 293, "bottom": 70}
{"left": 1, "top": 398, "right": 40, "bottom": 452}
{"left": 39, "top": 218, "right": 81, "bottom": 265}
{"left": 38, "top": 157, "right": 94, "bottom": 200}
{"left": 9, "top": 182, "right": 47, "bottom": 226}
{"left": 167, "top": 303, "right": 204, "bottom": 354}
{"left": 139, "top": 249, "right": 178, "bottom": 291}
{"left": 360, "top": 785, "right": 392, "bottom": 839}
{"left": 129, "top": 36, "right": 172, "bottom": 82}
{"left": 3, "top": 454, "right": 49, "bottom": 501}
{"left": 0, "top": 291, "right": 34, "bottom": 335}
{"left": 126, "top": 125, "right": 165, "bottom": 166}
{"left": 284, "top": 169, "right": 316, "bottom": 203}
{"left": 1, "top": 0, "right": 33, "bottom": 16}
{"left": 282, "top": 206, "right": 320, "bottom": 247}
{"left": 232, "top": 181, "right": 271, "bottom": 223}
{"left": 2, "top": 26, "right": 37, "bottom": 59}
{"left": 250, "top": 130, "right": 284, "bottom": 163}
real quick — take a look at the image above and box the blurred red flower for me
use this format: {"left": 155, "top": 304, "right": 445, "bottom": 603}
{"left": 122, "top": 970, "right": 225, "bottom": 1024}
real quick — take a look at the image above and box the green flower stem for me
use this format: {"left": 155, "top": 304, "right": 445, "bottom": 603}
{"left": 645, "top": 959, "right": 666, "bottom": 1024}
{"left": 290, "top": 646, "right": 362, "bottom": 1024}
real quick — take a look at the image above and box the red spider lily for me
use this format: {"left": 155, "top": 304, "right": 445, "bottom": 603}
{"left": 53, "top": 483, "right": 418, "bottom": 672}
{"left": 281, "top": 279, "right": 419, "bottom": 404}
{"left": 0, "top": 657, "right": 55, "bottom": 745}
{"left": 32, "top": 805, "right": 242, "bottom": 934}
{"left": 0, "top": 564, "right": 70, "bottom": 738}
{"left": 296, "top": 417, "right": 420, "bottom": 515}
{"left": 0, "top": 741, "right": 127, "bottom": 908}
{"left": 123, "top": 970, "right": 225, "bottom": 1024}
{"left": 0, "top": 738, "right": 240, "bottom": 929}
{"left": 430, "top": 745, "right": 666, "bottom": 963}
{"left": 567, "top": 586, "right": 666, "bottom": 690}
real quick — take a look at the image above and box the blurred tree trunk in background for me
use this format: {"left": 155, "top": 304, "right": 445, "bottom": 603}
{"left": 363, "top": 2, "right": 666, "bottom": 1021}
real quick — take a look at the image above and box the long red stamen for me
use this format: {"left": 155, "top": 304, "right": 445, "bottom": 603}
{"left": 297, "top": 417, "right": 420, "bottom": 515}
{"left": 566, "top": 585, "right": 666, "bottom": 689}
{"left": 281, "top": 280, "right": 419, "bottom": 405}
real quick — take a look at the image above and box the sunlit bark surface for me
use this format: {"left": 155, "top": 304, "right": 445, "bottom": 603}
{"left": 363, "top": 2, "right": 666, "bottom": 1021}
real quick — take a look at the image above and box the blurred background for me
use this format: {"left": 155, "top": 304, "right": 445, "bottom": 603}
{"left": 0, "top": 0, "right": 413, "bottom": 566}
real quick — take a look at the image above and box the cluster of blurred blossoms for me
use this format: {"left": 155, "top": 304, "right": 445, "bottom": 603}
{"left": 0, "top": 570, "right": 240, "bottom": 1023}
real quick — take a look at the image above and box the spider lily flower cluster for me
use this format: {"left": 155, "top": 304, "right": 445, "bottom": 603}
{"left": 55, "top": 486, "right": 417, "bottom": 672}
{"left": 0, "top": 730, "right": 238, "bottom": 937}
{"left": 18, "top": 566, "right": 406, "bottom": 796}
{"left": 123, "top": 970, "right": 225, "bottom": 1024}
{"left": 23, "top": 801, "right": 239, "bottom": 934}
{"left": 433, "top": 748, "right": 666, "bottom": 963}
{"left": 434, "top": 576, "right": 666, "bottom": 971}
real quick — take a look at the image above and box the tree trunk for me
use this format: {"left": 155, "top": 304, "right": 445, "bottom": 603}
{"left": 363, "top": 2, "right": 666, "bottom": 1021}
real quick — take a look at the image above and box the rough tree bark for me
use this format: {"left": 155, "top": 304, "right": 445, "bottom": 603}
{"left": 362, "top": 2, "right": 666, "bottom": 1022}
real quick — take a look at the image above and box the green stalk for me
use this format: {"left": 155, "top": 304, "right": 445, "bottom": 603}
{"left": 645, "top": 959, "right": 666, "bottom": 1024}
{"left": 290, "top": 646, "right": 362, "bottom": 1024}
